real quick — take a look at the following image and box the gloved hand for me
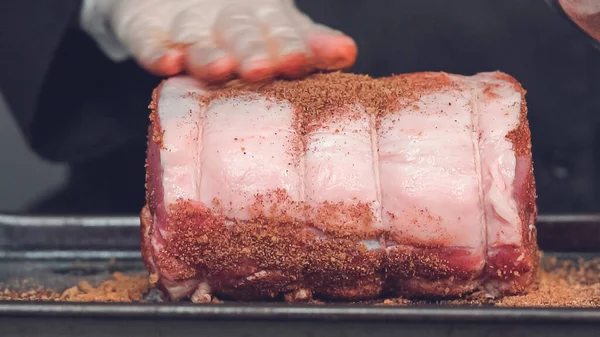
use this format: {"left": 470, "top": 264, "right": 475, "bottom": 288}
{"left": 80, "top": 0, "right": 357, "bottom": 82}
{"left": 557, "top": 0, "right": 600, "bottom": 42}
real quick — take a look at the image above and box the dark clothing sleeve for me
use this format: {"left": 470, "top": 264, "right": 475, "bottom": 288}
{"left": 0, "top": 1, "right": 80, "bottom": 145}
{"left": 0, "top": 1, "right": 160, "bottom": 164}
{"left": 0, "top": 1, "right": 80, "bottom": 159}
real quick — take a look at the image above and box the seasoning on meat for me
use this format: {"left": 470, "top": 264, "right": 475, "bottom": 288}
{"left": 142, "top": 71, "right": 537, "bottom": 302}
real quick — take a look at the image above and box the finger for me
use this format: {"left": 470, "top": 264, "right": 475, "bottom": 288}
{"left": 288, "top": 10, "right": 358, "bottom": 71}
{"left": 113, "top": 1, "right": 184, "bottom": 76}
{"left": 170, "top": 4, "right": 221, "bottom": 45}
{"left": 171, "top": 7, "right": 237, "bottom": 83}
{"left": 306, "top": 24, "right": 358, "bottom": 71}
{"left": 255, "top": 5, "right": 313, "bottom": 78}
{"left": 128, "top": 31, "right": 186, "bottom": 76}
{"left": 215, "top": 5, "right": 275, "bottom": 82}
{"left": 185, "top": 39, "right": 238, "bottom": 83}
{"left": 138, "top": 43, "right": 185, "bottom": 76}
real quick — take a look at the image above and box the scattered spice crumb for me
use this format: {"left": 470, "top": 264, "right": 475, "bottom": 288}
{"left": 494, "top": 257, "right": 600, "bottom": 308}
{"left": 0, "top": 273, "right": 149, "bottom": 303}
{"left": 376, "top": 257, "right": 600, "bottom": 308}
{"left": 0, "top": 288, "right": 61, "bottom": 302}
{"left": 0, "top": 258, "right": 598, "bottom": 307}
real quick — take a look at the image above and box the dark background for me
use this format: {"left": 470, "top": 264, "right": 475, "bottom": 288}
{"left": 1, "top": 0, "right": 599, "bottom": 214}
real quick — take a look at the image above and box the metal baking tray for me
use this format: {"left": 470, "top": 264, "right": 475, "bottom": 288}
{"left": 0, "top": 214, "right": 598, "bottom": 337}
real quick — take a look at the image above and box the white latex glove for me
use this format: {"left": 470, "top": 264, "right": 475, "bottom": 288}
{"left": 80, "top": 0, "right": 357, "bottom": 82}
{"left": 558, "top": 0, "right": 600, "bottom": 42}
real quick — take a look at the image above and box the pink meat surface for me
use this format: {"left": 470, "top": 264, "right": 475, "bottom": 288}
{"left": 141, "top": 72, "right": 537, "bottom": 302}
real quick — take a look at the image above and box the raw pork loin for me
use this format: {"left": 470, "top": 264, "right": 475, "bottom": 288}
{"left": 141, "top": 72, "right": 538, "bottom": 302}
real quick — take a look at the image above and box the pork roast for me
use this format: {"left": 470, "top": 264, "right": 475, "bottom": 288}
{"left": 141, "top": 72, "right": 538, "bottom": 302}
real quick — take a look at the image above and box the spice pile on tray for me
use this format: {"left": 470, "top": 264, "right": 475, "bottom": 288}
{"left": 0, "top": 257, "right": 598, "bottom": 307}
{"left": 379, "top": 257, "right": 600, "bottom": 308}
{"left": 0, "top": 273, "right": 149, "bottom": 303}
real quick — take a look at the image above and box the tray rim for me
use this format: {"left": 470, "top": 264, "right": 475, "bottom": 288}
{"left": 0, "top": 302, "right": 599, "bottom": 322}
{"left": 0, "top": 214, "right": 598, "bottom": 319}
{"left": 0, "top": 214, "right": 597, "bottom": 226}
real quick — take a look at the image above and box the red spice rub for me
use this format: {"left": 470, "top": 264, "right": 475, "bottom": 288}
{"left": 502, "top": 73, "right": 532, "bottom": 158}
{"left": 148, "top": 82, "right": 166, "bottom": 149}
{"left": 208, "top": 72, "right": 459, "bottom": 133}
{"left": 142, "top": 203, "right": 386, "bottom": 300}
